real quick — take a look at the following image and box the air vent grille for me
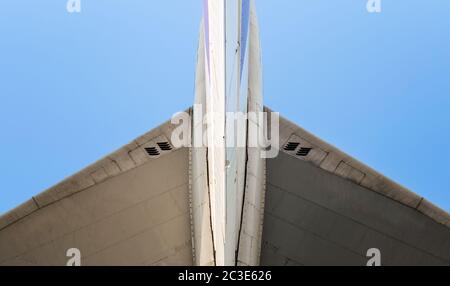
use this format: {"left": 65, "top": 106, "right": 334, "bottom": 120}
{"left": 145, "top": 147, "right": 160, "bottom": 156}
{"left": 284, "top": 142, "right": 300, "bottom": 151}
{"left": 297, "top": 148, "right": 312, "bottom": 157}
{"left": 157, "top": 142, "right": 173, "bottom": 151}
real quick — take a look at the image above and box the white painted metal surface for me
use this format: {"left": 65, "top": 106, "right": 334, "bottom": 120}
{"left": 193, "top": 0, "right": 265, "bottom": 266}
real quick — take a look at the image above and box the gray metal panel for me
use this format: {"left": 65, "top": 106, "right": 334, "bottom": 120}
{"left": 262, "top": 152, "right": 450, "bottom": 266}
{"left": 267, "top": 108, "right": 450, "bottom": 228}
{"left": 0, "top": 149, "right": 192, "bottom": 266}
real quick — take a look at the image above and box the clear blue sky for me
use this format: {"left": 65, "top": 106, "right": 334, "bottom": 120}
{"left": 0, "top": 0, "right": 449, "bottom": 214}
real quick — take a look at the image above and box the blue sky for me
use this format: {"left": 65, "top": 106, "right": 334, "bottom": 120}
{"left": 0, "top": 0, "right": 449, "bottom": 214}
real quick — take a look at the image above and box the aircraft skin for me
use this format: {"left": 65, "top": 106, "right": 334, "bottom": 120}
{"left": 194, "top": 0, "right": 265, "bottom": 266}
{"left": 0, "top": 0, "right": 449, "bottom": 266}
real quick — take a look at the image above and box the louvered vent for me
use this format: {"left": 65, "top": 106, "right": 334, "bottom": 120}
{"left": 284, "top": 142, "right": 300, "bottom": 151}
{"left": 157, "top": 142, "right": 173, "bottom": 151}
{"left": 296, "top": 147, "right": 312, "bottom": 157}
{"left": 145, "top": 147, "right": 160, "bottom": 156}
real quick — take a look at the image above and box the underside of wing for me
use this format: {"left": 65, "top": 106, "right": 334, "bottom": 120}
{"left": 0, "top": 117, "right": 193, "bottom": 266}
{"left": 261, "top": 111, "right": 450, "bottom": 266}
